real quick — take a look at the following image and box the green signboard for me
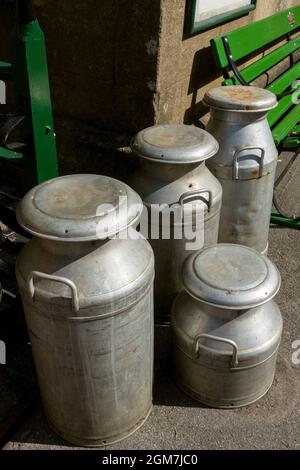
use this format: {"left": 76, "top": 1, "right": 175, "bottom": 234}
{"left": 184, "top": 0, "right": 257, "bottom": 35}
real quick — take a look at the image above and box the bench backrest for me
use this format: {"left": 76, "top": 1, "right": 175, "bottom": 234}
{"left": 211, "top": 6, "right": 300, "bottom": 86}
{"left": 211, "top": 5, "right": 300, "bottom": 69}
{"left": 210, "top": 7, "right": 300, "bottom": 148}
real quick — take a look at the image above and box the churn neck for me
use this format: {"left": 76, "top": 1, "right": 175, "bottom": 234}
{"left": 209, "top": 107, "right": 269, "bottom": 124}
{"left": 37, "top": 237, "right": 109, "bottom": 258}
{"left": 139, "top": 158, "right": 205, "bottom": 182}
{"left": 200, "top": 301, "right": 254, "bottom": 319}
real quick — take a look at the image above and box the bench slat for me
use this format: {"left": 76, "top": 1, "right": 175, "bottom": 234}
{"left": 224, "top": 61, "right": 300, "bottom": 99}
{"left": 272, "top": 103, "right": 300, "bottom": 145}
{"left": 223, "top": 36, "right": 300, "bottom": 86}
{"left": 268, "top": 95, "right": 293, "bottom": 127}
{"left": 267, "top": 61, "right": 300, "bottom": 94}
{"left": 211, "top": 6, "right": 300, "bottom": 70}
{"left": 211, "top": 37, "right": 228, "bottom": 71}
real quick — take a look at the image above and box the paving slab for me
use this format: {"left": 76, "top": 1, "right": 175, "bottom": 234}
{"left": 2, "top": 152, "right": 300, "bottom": 450}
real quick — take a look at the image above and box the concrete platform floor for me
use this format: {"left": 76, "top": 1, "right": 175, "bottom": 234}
{"left": 2, "top": 152, "right": 300, "bottom": 450}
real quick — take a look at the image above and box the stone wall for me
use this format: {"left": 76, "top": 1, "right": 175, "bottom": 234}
{"left": 33, "top": 0, "right": 161, "bottom": 134}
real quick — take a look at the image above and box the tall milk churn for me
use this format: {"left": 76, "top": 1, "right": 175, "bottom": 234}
{"left": 204, "top": 86, "right": 278, "bottom": 254}
{"left": 16, "top": 174, "right": 154, "bottom": 446}
{"left": 130, "top": 124, "right": 222, "bottom": 323}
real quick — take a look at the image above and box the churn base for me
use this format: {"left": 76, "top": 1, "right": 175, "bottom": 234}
{"left": 46, "top": 405, "right": 153, "bottom": 447}
{"left": 176, "top": 379, "right": 274, "bottom": 409}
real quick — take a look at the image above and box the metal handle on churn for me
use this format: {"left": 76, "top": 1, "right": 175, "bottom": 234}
{"left": 27, "top": 271, "right": 80, "bottom": 312}
{"left": 233, "top": 146, "right": 265, "bottom": 180}
{"left": 179, "top": 189, "right": 212, "bottom": 212}
{"left": 194, "top": 333, "right": 239, "bottom": 368}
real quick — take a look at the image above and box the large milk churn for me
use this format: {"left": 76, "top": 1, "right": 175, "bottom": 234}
{"left": 16, "top": 174, "right": 154, "bottom": 446}
{"left": 130, "top": 124, "right": 222, "bottom": 324}
{"left": 171, "top": 243, "right": 282, "bottom": 408}
{"left": 204, "top": 86, "right": 278, "bottom": 254}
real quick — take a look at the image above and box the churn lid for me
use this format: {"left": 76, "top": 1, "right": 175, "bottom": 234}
{"left": 131, "top": 124, "right": 219, "bottom": 164}
{"left": 17, "top": 174, "right": 143, "bottom": 241}
{"left": 182, "top": 244, "right": 281, "bottom": 309}
{"left": 203, "top": 86, "right": 277, "bottom": 112}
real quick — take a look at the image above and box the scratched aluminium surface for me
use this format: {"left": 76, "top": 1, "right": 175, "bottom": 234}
{"left": 2, "top": 152, "right": 300, "bottom": 450}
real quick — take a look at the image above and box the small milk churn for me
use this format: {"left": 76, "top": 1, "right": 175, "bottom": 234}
{"left": 16, "top": 174, "right": 154, "bottom": 446}
{"left": 130, "top": 124, "right": 222, "bottom": 323}
{"left": 171, "top": 243, "right": 282, "bottom": 408}
{"left": 204, "top": 86, "right": 278, "bottom": 254}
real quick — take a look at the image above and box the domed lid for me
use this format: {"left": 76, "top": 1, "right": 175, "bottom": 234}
{"left": 17, "top": 174, "right": 143, "bottom": 241}
{"left": 131, "top": 124, "right": 219, "bottom": 164}
{"left": 182, "top": 244, "right": 281, "bottom": 309}
{"left": 203, "top": 86, "right": 277, "bottom": 112}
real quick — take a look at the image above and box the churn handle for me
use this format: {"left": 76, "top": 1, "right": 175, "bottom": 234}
{"left": 233, "top": 146, "right": 265, "bottom": 180}
{"left": 27, "top": 271, "right": 80, "bottom": 312}
{"left": 179, "top": 189, "right": 212, "bottom": 212}
{"left": 194, "top": 333, "right": 239, "bottom": 368}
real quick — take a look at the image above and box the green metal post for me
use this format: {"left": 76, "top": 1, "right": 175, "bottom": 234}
{"left": 11, "top": 0, "right": 58, "bottom": 188}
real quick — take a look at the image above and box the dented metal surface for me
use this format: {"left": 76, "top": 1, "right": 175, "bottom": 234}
{"left": 171, "top": 244, "right": 283, "bottom": 408}
{"left": 205, "top": 86, "right": 278, "bottom": 253}
{"left": 130, "top": 125, "right": 222, "bottom": 323}
{"left": 16, "top": 175, "right": 154, "bottom": 446}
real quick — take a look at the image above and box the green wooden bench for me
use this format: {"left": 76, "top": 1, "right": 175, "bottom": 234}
{"left": 210, "top": 5, "right": 300, "bottom": 149}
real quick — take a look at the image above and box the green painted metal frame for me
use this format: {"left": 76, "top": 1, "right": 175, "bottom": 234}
{"left": 0, "top": 146, "right": 22, "bottom": 159}
{"left": 0, "top": 4, "right": 58, "bottom": 190}
{"left": 0, "top": 2, "right": 59, "bottom": 305}
{"left": 270, "top": 213, "right": 300, "bottom": 229}
{"left": 184, "top": 0, "right": 256, "bottom": 35}
{"left": 210, "top": 6, "right": 300, "bottom": 229}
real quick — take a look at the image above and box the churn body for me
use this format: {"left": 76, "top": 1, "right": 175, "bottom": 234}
{"left": 130, "top": 124, "right": 222, "bottom": 322}
{"left": 205, "top": 86, "right": 278, "bottom": 254}
{"left": 16, "top": 175, "right": 154, "bottom": 446}
{"left": 171, "top": 244, "right": 282, "bottom": 408}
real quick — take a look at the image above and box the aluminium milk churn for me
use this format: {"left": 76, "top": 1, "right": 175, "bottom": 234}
{"left": 171, "top": 243, "right": 282, "bottom": 408}
{"left": 16, "top": 174, "right": 154, "bottom": 446}
{"left": 204, "top": 86, "right": 278, "bottom": 254}
{"left": 130, "top": 124, "right": 222, "bottom": 324}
